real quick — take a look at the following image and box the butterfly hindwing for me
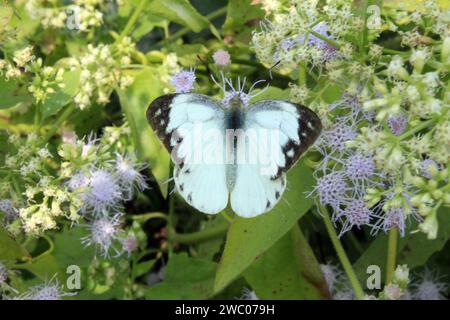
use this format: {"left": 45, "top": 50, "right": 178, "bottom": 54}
{"left": 230, "top": 100, "right": 321, "bottom": 217}
{"left": 246, "top": 100, "right": 322, "bottom": 179}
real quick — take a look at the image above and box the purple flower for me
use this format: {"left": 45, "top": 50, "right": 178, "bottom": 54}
{"left": 171, "top": 69, "right": 196, "bottom": 93}
{"left": 411, "top": 269, "right": 448, "bottom": 300}
{"left": 315, "top": 171, "right": 348, "bottom": 208}
{"left": 308, "top": 23, "right": 339, "bottom": 61}
{"left": 121, "top": 235, "right": 139, "bottom": 257}
{"left": 339, "top": 199, "right": 373, "bottom": 235}
{"left": 422, "top": 159, "right": 440, "bottom": 179}
{"left": 17, "top": 276, "right": 75, "bottom": 300}
{"left": 82, "top": 214, "right": 123, "bottom": 258}
{"left": 320, "top": 123, "right": 357, "bottom": 151}
{"left": 212, "top": 50, "right": 231, "bottom": 66}
{"left": 387, "top": 114, "right": 408, "bottom": 136}
{"left": 81, "top": 169, "right": 122, "bottom": 215}
{"left": 115, "top": 153, "right": 148, "bottom": 200}
{"left": 0, "top": 199, "right": 18, "bottom": 223}
{"left": 345, "top": 153, "right": 375, "bottom": 181}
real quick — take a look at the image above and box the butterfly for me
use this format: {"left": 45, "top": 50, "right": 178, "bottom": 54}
{"left": 147, "top": 90, "right": 321, "bottom": 218}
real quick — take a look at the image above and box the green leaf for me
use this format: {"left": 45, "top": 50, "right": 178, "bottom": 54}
{"left": 0, "top": 226, "right": 30, "bottom": 261}
{"left": 123, "top": 67, "right": 169, "bottom": 184}
{"left": 135, "top": 259, "right": 156, "bottom": 278}
{"left": 41, "top": 69, "right": 80, "bottom": 119}
{"left": 354, "top": 207, "right": 450, "bottom": 287}
{"left": 19, "top": 254, "right": 64, "bottom": 282}
{"left": 0, "top": 76, "right": 32, "bottom": 109}
{"left": 244, "top": 226, "right": 329, "bottom": 299}
{"left": 223, "top": 0, "right": 264, "bottom": 42}
{"left": 51, "top": 227, "right": 95, "bottom": 268}
{"left": 196, "top": 215, "right": 228, "bottom": 260}
{"left": 148, "top": 0, "right": 209, "bottom": 32}
{"left": 214, "top": 160, "right": 315, "bottom": 293}
{"left": 145, "top": 253, "right": 217, "bottom": 299}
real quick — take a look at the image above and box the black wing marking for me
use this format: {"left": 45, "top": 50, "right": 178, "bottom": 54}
{"left": 247, "top": 100, "right": 322, "bottom": 180}
{"left": 146, "top": 93, "right": 224, "bottom": 156}
{"left": 146, "top": 93, "right": 178, "bottom": 153}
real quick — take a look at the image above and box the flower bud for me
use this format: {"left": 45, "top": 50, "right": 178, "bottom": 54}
{"left": 419, "top": 210, "right": 438, "bottom": 240}
{"left": 393, "top": 265, "right": 409, "bottom": 289}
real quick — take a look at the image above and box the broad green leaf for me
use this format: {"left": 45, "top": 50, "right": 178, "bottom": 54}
{"left": 0, "top": 226, "right": 30, "bottom": 261}
{"left": 19, "top": 254, "right": 64, "bottom": 282}
{"left": 148, "top": 0, "right": 209, "bottom": 33}
{"left": 214, "top": 160, "right": 315, "bottom": 293}
{"left": 223, "top": 0, "right": 264, "bottom": 43}
{"left": 41, "top": 69, "right": 80, "bottom": 119}
{"left": 250, "top": 87, "right": 289, "bottom": 103}
{"left": 0, "top": 77, "right": 32, "bottom": 109}
{"left": 51, "top": 227, "right": 95, "bottom": 268}
{"left": 354, "top": 207, "right": 450, "bottom": 287}
{"left": 244, "top": 226, "right": 329, "bottom": 299}
{"left": 145, "top": 253, "right": 217, "bottom": 299}
{"left": 196, "top": 215, "right": 228, "bottom": 260}
{"left": 135, "top": 259, "right": 156, "bottom": 278}
{"left": 123, "top": 67, "right": 169, "bottom": 186}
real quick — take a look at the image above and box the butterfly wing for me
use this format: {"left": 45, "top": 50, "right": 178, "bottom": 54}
{"left": 230, "top": 100, "right": 321, "bottom": 217}
{"left": 147, "top": 93, "right": 229, "bottom": 214}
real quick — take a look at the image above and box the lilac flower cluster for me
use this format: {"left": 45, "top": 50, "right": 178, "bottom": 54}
{"left": 310, "top": 93, "right": 420, "bottom": 237}
{"left": 64, "top": 137, "right": 147, "bottom": 258}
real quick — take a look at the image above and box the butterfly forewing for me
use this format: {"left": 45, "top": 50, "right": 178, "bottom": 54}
{"left": 147, "top": 93, "right": 229, "bottom": 214}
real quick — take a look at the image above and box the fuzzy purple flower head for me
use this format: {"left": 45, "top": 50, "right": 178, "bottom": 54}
{"left": 422, "top": 159, "right": 440, "bottom": 179}
{"left": 212, "top": 50, "right": 231, "bottom": 66}
{"left": 387, "top": 114, "right": 408, "bottom": 136}
{"left": 315, "top": 171, "right": 348, "bottom": 208}
{"left": 345, "top": 153, "right": 375, "bottom": 181}
{"left": 171, "top": 69, "right": 196, "bottom": 93}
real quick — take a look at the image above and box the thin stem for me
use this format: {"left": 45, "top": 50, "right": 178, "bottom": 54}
{"left": 385, "top": 228, "right": 398, "bottom": 284}
{"left": 115, "top": 0, "right": 149, "bottom": 44}
{"left": 309, "top": 30, "right": 340, "bottom": 49}
{"left": 41, "top": 103, "right": 76, "bottom": 145}
{"left": 321, "top": 205, "right": 365, "bottom": 300}
{"left": 398, "top": 117, "right": 437, "bottom": 141}
{"left": 170, "top": 224, "right": 229, "bottom": 245}
{"left": 130, "top": 212, "right": 168, "bottom": 221}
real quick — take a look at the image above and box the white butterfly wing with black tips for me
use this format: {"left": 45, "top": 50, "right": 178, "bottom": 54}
{"left": 147, "top": 93, "right": 229, "bottom": 214}
{"left": 230, "top": 100, "right": 321, "bottom": 217}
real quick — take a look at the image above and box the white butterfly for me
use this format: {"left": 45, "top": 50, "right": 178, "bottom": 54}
{"left": 147, "top": 90, "right": 321, "bottom": 218}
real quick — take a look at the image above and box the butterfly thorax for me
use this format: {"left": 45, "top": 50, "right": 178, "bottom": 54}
{"left": 225, "top": 96, "right": 246, "bottom": 130}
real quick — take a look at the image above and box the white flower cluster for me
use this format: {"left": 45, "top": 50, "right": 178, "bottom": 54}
{"left": 0, "top": 46, "right": 65, "bottom": 104}
{"left": 25, "top": 0, "right": 117, "bottom": 32}
{"left": 70, "top": 39, "right": 135, "bottom": 110}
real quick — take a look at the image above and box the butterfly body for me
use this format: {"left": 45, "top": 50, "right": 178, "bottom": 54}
{"left": 147, "top": 93, "right": 321, "bottom": 217}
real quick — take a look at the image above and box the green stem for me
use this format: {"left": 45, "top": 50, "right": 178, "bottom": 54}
{"left": 158, "top": 6, "right": 227, "bottom": 45}
{"left": 130, "top": 212, "right": 168, "bottom": 221}
{"left": 170, "top": 224, "right": 229, "bottom": 245}
{"left": 385, "top": 228, "right": 398, "bottom": 284}
{"left": 398, "top": 117, "right": 437, "bottom": 141}
{"left": 41, "top": 103, "right": 76, "bottom": 145}
{"left": 310, "top": 30, "right": 340, "bottom": 49}
{"left": 321, "top": 205, "right": 365, "bottom": 300}
{"left": 116, "top": 87, "right": 143, "bottom": 160}
{"left": 115, "top": 0, "right": 149, "bottom": 44}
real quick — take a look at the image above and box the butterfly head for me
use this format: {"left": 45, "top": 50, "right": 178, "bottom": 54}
{"left": 211, "top": 73, "right": 269, "bottom": 110}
